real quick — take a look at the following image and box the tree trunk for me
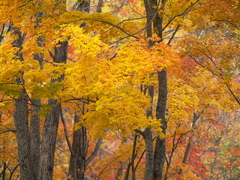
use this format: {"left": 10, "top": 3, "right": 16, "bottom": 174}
{"left": 183, "top": 112, "right": 200, "bottom": 164}
{"left": 38, "top": 41, "right": 68, "bottom": 180}
{"left": 68, "top": 112, "right": 103, "bottom": 180}
{"left": 143, "top": 0, "right": 168, "bottom": 179}
{"left": 14, "top": 90, "right": 31, "bottom": 180}
{"left": 29, "top": 12, "right": 44, "bottom": 179}
{"left": 143, "top": 128, "right": 154, "bottom": 180}
{"left": 68, "top": 113, "right": 87, "bottom": 180}
{"left": 38, "top": 100, "right": 61, "bottom": 180}
{"left": 12, "top": 2, "right": 67, "bottom": 180}
{"left": 29, "top": 99, "right": 41, "bottom": 180}
{"left": 96, "top": 0, "right": 104, "bottom": 13}
{"left": 12, "top": 27, "right": 32, "bottom": 180}
{"left": 154, "top": 70, "right": 167, "bottom": 180}
{"left": 143, "top": 85, "right": 154, "bottom": 180}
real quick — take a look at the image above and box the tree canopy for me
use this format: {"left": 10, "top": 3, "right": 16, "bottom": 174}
{"left": 0, "top": 0, "right": 239, "bottom": 179}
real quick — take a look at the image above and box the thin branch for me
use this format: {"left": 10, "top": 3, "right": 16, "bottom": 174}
{"left": 131, "top": 134, "right": 138, "bottom": 179}
{"left": 16, "top": 0, "right": 32, "bottom": 10}
{"left": 226, "top": 84, "right": 240, "bottom": 105}
{"left": 134, "top": 129, "right": 145, "bottom": 137}
{"left": 110, "top": 7, "right": 162, "bottom": 43}
{"left": 195, "top": 46, "right": 217, "bottom": 67}
{"left": 95, "top": 155, "right": 123, "bottom": 180}
{"left": 164, "top": 130, "right": 177, "bottom": 179}
{"left": 162, "top": 0, "right": 200, "bottom": 32}
{"left": 135, "top": 149, "right": 146, "bottom": 170}
{"left": 79, "top": 18, "right": 139, "bottom": 39}
{"left": 1, "top": 162, "right": 7, "bottom": 180}
{"left": 60, "top": 105, "right": 74, "bottom": 156}
{"left": 189, "top": 55, "right": 220, "bottom": 77}
{"left": 190, "top": 55, "right": 240, "bottom": 106}
{"left": 48, "top": 50, "right": 54, "bottom": 59}
{"left": 101, "top": 17, "right": 146, "bottom": 36}
{"left": 21, "top": 84, "right": 41, "bottom": 107}
{"left": 203, "top": 45, "right": 214, "bottom": 62}
{"left": 8, "top": 0, "right": 32, "bottom": 13}
{"left": 124, "top": 160, "right": 131, "bottom": 180}
{"left": 0, "top": 24, "right": 5, "bottom": 37}
{"left": 9, "top": 163, "right": 20, "bottom": 180}
{"left": 128, "top": 5, "right": 145, "bottom": 18}
{"left": 64, "top": 96, "right": 96, "bottom": 104}
{"left": 114, "top": 0, "right": 199, "bottom": 43}
{"left": 0, "top": 124, "right": 11, "bottom": 129}
{"left": 85, "top": 138, "right": 103, "bottom": 166}
{"left": 167, "top": 24, "right": 180, "bottom": 45}
{"left": 108, "top": 53, "right": 117, "bottom": 61}
{"left": 213, "top": 19, "right": 240, "bottom": 30}
{"left": 0, "top": 129, "right": 16, "bottom": 134}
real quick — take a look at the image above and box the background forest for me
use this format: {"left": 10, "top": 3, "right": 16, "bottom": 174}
{"left": 0, "top": 0, "right": 239, "bottom": 179}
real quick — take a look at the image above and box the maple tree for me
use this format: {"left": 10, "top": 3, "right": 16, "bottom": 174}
{"left": 0, "top": 0, "right": 239, "bottom": 180}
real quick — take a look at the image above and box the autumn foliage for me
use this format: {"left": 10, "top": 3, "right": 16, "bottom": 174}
{"left": 0, "top": 0, "right": 239, "bottom": 180}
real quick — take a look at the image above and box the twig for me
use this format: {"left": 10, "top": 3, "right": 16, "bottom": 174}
{"left": 0, "top": 129, "right": 16, "bottom": 134}
{"left": 162, "top": 0, "right": 200, "bottom": 32}
{"left": 60, "top": 105, "right": 74, "bottom": 156}
{"left": 226, "top": 84, "right": 240, "bottom": 105}
{"left": 95, "top": 155, "right": 123, "bottom": 180}
{"left": 85, "top": 138, "right": 103, "bottom": 166}
{"left": 167, "top": 24, "right": 180, "bottom": 45}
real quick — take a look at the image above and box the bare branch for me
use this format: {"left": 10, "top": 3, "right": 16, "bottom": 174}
{"left": 226, "top": 84, "right": 240, "bottom": 106}
{"left": 85, "top": 138, "right": 103, "bottom": 166}
{"left": 64, "top": 96, "right": 96, "bottom": 104}
{"left": 8, "top": 163, "right": 20, "bottom": 180}
{"left": 0, "top": 129, "right": 16, "bottom": 134}
{"left": 189, "top": 55, "right": 220, "bottom": 77}
{"left": 167, "top": 24, "right": 180, "bottom": 45}
{"left": 162, "top": 0, "right": 200, "bottom": 32}
{"left": 95, "top": 154, "right": 123, "bottom": 179}
{"left": 190, "top": 56, "right": 240, "bottom": 106}
{"left": 79, "top": 18, "right": 140, "bottom": 39}
{"left": 60, "top": 105, "right": 74, "bottom": 156}
{"left": 213, "top": 19, "right": 240, "bottom": 30}
{"left": 135, "top": 149, "right": 146, "bottom": 170}
{"left": 134, "top": 129, "right": 145, "bottom": 137}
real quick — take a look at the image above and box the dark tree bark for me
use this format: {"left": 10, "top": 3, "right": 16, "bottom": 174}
{"left": 12, "top": 28, "right": 32, "bottom": 180}
{"left": 38, "top": 100, "right": 61, "bottom": 180}
{"left": 29, "top": 99, "right": 41, "bottom": 180}
{"left": 96, "top": 0, "right": 104, "bottom": 13}
{"left": 29, "top": 12, "right": 44, "bottom": 180}
{"left": 68, "top": 113, "right": 87, "bottom": 180}
{"left": 154, "top": 70, "right": 167, "bottom": 180}
{"left": 37, "top": 3, "right": 68, "bottom": 179}
{"left": 72, "top": 0, "right": 90, "bottom": 12}
{"left": 182, "top": 112, "right": 200, "bottom": 164}
{"left": 11, "top": 10, "right": 45, "bottom": 180}
{"left": 68, "top": 113, "right": 103, "bottom": 180}
{"left": 143, "top": 0, "right": 168, "bottom": 179}
{"left": 11, "top": 2, "right": 68, "bottom": 180}
{"left": 1, "top": 162, "right": 7, "bottom": 180}
{"left": 14, "top": 91, "right": 30, "bottom": 180}
{"left": 143, "top": 85, "right": 154, "bottom": 180}
{"left": 143, "top": 128, "right": 154, "bottom": 180}
{"left": 38, "top": 41, "right": 68, "bottom": 180}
